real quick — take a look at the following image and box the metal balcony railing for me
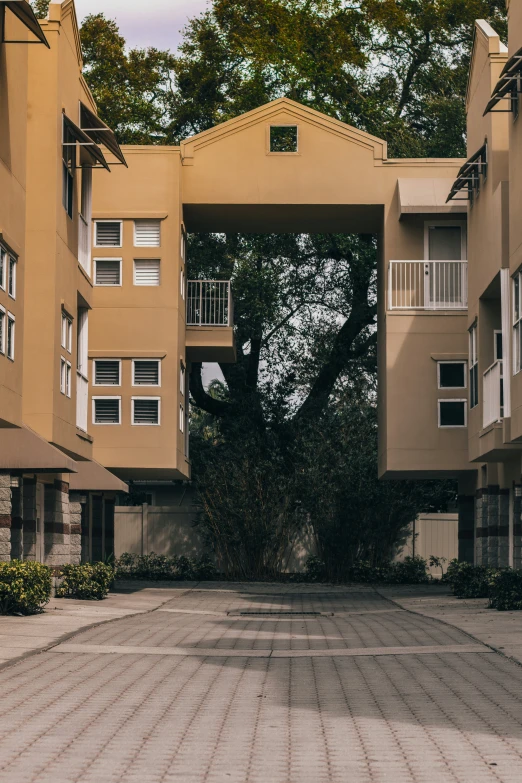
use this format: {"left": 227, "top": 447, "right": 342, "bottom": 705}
{"left": 388, "top": 261, "right": 468, "bottom": 310}
{"left": 483, "top": 360, "right": 504, "bottom": 428}
{"left": 187, "top": 280, "right": 232, "bottom": 326}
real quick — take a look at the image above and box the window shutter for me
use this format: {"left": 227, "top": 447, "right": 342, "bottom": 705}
{"left": 133, "top": 398, "right": 159, "bottom": 424}
{"left": 134, "top": 259, "right": 160, "bottom": 286}
{"left": 94, "top": 398, "right": 120, "bottom": 424}
{"left": 95, "top": 222, "right": 121, "bottom": 246}
{"left": 134, "top": 220, "right": 161, "bottom": 247}
{"left": 95, "top": 260, "right": 121, "bottom": 286}
{"left": 134, "top": 360, "right": 159, "bottom": 385}
{"left": 95, "top": 361, "right": 120, "bottom": 385}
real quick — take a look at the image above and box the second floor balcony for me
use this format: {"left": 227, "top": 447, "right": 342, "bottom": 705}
{"left": 185, "top": 280, "right": 236, "bottom": 362}
{"left": 388, "top": 260, "right": 468, "bottom": 311}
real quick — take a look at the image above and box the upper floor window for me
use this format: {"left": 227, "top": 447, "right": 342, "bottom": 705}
{"left": 134, "top": 220, "right": 160, "bottom": 247}
{"left": 94, "top": 360, "right": 121, "bottom": 386}
{"left": 438, "top": 399, "right": 467, "bottom": 428}
{"left": 133, "top": 360, "right": 160, "bottom": 386}
{"left": 469, "top": 323, "right": 478, "bottom": 407}
{"left": 180, "top": 267, "right": 185, "bottom": 299}
{"left": 514, "top": 271, "right": 522, "bottom": 375}
{"left": 94, "top": 221, "right": 122, "bottom": 248}
{"left": 269, "top": 125, "right": 298, "bottom": 153}
{"left": 7, "top": 256, "right": 16, "bottom": 299}
{"left": 0, "top": 307, "right": 5, "bottom": 355}
{"left": 180, "top": 361, "right": 185, "bottom": 395}
{"left": 438, "top": 361, "right": 466, "bottom": 389}
{"left": 134, "top": 259, "right": 160, "bottom": 286}
{"left": 7, "top": 313, "right": 15, "bottom": 361}
{"left": 62, "top": 120, "right": 75, "bottom": 219}
{"left": 93, "top": 397, "right": 121, "bottom": 425}
{"left": 61, "top": 312, "right": 73, "bottom": 354}
{"left": 132, "top": 397, "right": 160, "bottom": 425}
{"left": 95, "top": 259, "right": 122, "bottom": 286}
{"left": 0, "top": 248, "right": 5, "bottom": 291}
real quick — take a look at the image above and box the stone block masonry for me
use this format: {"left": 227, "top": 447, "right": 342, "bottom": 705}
{"left": 44, "top": 480, "right": 71, "bottom": 567}
{"left": 10, "top": 479, "right": 23, "bottom": 561}
{"left": 69, "top": 492, "right": 82, "bottom": 566}
{"left": 22, "top": 478, "right": 37, "bottom": 561}
{"left": 0, "top": 472, "right": 11, "bottom": 562}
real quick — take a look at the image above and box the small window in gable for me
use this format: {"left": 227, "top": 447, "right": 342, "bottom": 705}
{"left": 134, "top": 220, "right": 161, "bottom": 247}
{"left": 95, "top": 221, "right": 122, "bottom": 247}
{"left": 270, "top": 125, "right": 298, "bottom": 153}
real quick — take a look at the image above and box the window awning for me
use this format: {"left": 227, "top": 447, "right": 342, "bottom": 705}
{"left": 68, "top": 460, "right": 128, "bottom": 493}
{"left": 1, "top": 0, "right": 50, "bottom": 47}
{"left": 484, "top": 45, "right": 522, "bottom": 115}
{"left": 0, "top": 425, "right": 77, "bottom": 473}
{"left": 63, "top": 114, "right": 110, "bottom": 172}
{"left": 446, "top": 142, "right": 487, "bottom": 204}
{"left": 398, "top": 178, "right": 466, "bottom": 216}
{"left": 80, "top": 103, "right": 127, "bottom": 167}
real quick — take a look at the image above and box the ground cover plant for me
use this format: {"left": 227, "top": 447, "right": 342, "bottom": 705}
{"left": 304, "top": 555, "right": 431, "bottom": 584}
{"left": 0, "top": 560, "right": 52, "bottom": 615}
{"left": 55, "top": 563, "right": 114, "bottom": 600}
{"left": 115, "top": 553, "right": 218, "bottom": 581}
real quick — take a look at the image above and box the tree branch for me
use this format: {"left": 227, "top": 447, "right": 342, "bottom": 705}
{"left": 189, "top": 362, "right": 231, "bottom": 417}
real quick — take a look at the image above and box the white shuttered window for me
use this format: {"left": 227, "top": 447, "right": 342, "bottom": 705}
{"left": 132, "top": 397, "right": 160, "bottom": 425}
{"left": 134, "top": 259, "right": 160, "bottom": 286}
{"left": 93, "top": 397, "right": 121, "bottom": 424}
{"left": 95, "top": 260, "right": 121, "bottom": 286}
{"left": 133, "top": 360, "right": 160, "bottom": 386}
{"left": 95, "top": 221, "right": 122, "bottom": 247}
{"left": 94, "top": 360, "right": 121, "bottom": 386}
{"left": 134, "top": 220, "right": 161, "bottom": 247}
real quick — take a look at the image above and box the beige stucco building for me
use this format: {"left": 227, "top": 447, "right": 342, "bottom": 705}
{"left": 0, "top": 0, "right": 520, "bottom": 567}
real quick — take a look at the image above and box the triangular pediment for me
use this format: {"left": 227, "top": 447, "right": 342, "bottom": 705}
{"left": 180, "top": 98, "right": 388, "bottom": 163}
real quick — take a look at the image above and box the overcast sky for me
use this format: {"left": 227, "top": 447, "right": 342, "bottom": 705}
{"left": 74, "top": 0, "right": 210, "bottom": 50}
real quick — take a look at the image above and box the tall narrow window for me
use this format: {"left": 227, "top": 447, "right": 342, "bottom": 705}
{"left": 60, "top": 357, "right": 66, "bottom": 394}
{"left": 0, "top": 247, "right": 5, "bottom": 290}
{"left": 514, "top": 271, "right": 522, "bottom": 374}
{"left": 76, "top": 309, "right": 89, "bottom": 432}
{"left": 66, "top": 361, "right": 72, "bottom": 398}
{"left": 8, "top": 256, "right": 16, "bottom": 299}
{"left": 469, "top": 323, "right": 478, "bottom": 408}
{"left": 134, "top": 220, "right": 161, "bottom": 247}
{"left": 179, "top": 404, "right": 184, "bottom": 432}
{"left": 6, "top": 314, "right": 14, "bottom": 360}
{"left": 180, "top": 362, "right": 185, "bottom": 395}
{"left": 79, "top": 166, "right": 92, "bottom": 275}
{"left": 180, "top": 267, "right": 185, "bottom": 299}
{"left": 94, "top": 221, "right": 122, "bottom": 247}
{"left": 134, "top": 259, "right": 160, "bottom": 286}
{"left": 61, "top": 312, "right": 73, "bottom": 353}
{"left": 62, "top": 120, "right": 75, "bottom": 219}
{"left": 0, "top": 307, "right": 5, "bottom": 354}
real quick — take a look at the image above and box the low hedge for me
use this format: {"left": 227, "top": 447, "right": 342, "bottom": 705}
{"left": 444, "top": 560, "right": 496, "bottom": 599}
{"left": 56, "top": 562, "right": 114, "bottom": 600}
{"left": 304, "top": 555, "right": 431, "bottom": 585}
{"left": 488, "top": 569, "right": 522, "bottom": 611}
{"left": 115, "top": 553, "right": 218, "bottom": 581}
{"left": 0, "top": 560, "right": 52, "bottom": 615}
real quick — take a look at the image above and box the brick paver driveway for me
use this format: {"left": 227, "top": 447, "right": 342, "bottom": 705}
{"left": 1, "top": 583, "right": 522, "bottom": 783}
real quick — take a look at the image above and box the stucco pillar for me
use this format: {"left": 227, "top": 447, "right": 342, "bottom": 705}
{"left": 0, "top": 472, "right": 11, "bottom": 562}
{"left": 22, "top": 478, "right": 37, "bottom": 561}
{"left": 457, "top": 494, "right": 475, "bottom": 563}
{"left": 486, "top": 486, "right": 500, "bottom": 567}
{"left": 91, "top": 494, "right": 103, "bottom": 562}
{"left": 475, "top": 488, "right": 488, "bottom": 565}
{"left": 514, "top": 485, "right": 522, "bottom": 570}
{"left": 10, "top": 479, "right": 23, "bottom": 560}
{"left": 44, "top": 479, "right": 71, "bottom": 566}
{"left": 69, "top": 492, "right": 83, "bottom": 565}
{"left": 498, "top": 488, "right": 510, "bottom": 568}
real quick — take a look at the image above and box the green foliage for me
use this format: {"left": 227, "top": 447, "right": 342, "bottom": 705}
{"left": 386, "top": 556, "right": 430, "bottom": 585}
{"left": 488, "top": 570, "right": 522, "bottom": 611}
{"left": 55, "top": 563, "right": 114, "bottom": 601}
{"left": 304, "top": 554, "right": 430, "bottom": 584}
{"left": 304, "top": 556, "right": 328, "bottom": 583}
{"left": 30, "top": 0, "right": 50, "bottom": 18}
{"left": 445, "top": 561, "right": 495, "bottom": 599}
{"left": 115, "top": 553, "right": 218, "bottom": 581}
{"left": 0, "top": 560, "right": 52, "bottom": 615}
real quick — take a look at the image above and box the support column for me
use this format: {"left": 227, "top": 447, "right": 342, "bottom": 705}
{"left": 514, "top": 485, "right": 522, "bottom": 570}
{"left": 475, "top": 488, "right": 488, "bottom": 565}
{"left": 487, "top": 486, "right": 500, "bottom": 567}
{"left": 22, "top": 478, "right": 37, "bottom": 561}
{"left": 91, "top": 494, "right": 103, "bottom": 562}
{"left": 69, "top": 492, "right": 83, "bottom": 565}
{"left": 0, "top": 472, "right": 11, "bottom": 562}
{"left": 44, "top": 479, "right": 71, "bottom": 566}
{"left": 10, "top": 478, "right": 23, "bottom": 560}
{"left": 458, "top": 494, "right": 475, "bottom": 563}
{"left": 498, "top": 488, "right": 510, "bottom": 567}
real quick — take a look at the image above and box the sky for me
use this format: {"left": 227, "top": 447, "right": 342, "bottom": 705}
{"left": 74, "top": 0, "right": 210, "bottom": 51}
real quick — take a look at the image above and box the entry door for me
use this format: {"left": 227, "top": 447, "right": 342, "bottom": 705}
{"left": 425, "top": 223, "right": 466, "bottom": 308}
{"left": 35, "top": 482, "right": 45, "bottom": 563}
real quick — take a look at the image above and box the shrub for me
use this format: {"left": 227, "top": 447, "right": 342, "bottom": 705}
{"left": 115, "top": 552, "right": 218, "bottom": 581}
{"left": 303, "top": 555, "right": 429, "bottom": 584}
{"left": 488, "top": 569, "right": 522, "bottom": 611}
{"left": 0, "top": 560, "right": 52, "bottom": 615}
{"left": 386, "top": 556, "right": 430, "bottom": 584}
{"left": 304, "top": 556, "right": 328, "bottom": 583}
{"left": 56, "top": 562, "right": 114, "bottom": 600}
{"left": 445, "top": 561, "right": 495, "bottom": 599}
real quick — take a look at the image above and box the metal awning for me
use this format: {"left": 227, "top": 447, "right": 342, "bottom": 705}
{"left": 0, "top": 425, "right": 77, "bottom": 473}
{"left": 69, "top": 460, "right": 128, "bottom": 493}
{"left": 446, "top": 142, "right": 487, "bottom": 205}
{"left": 63, "top": 114, "right": 110, "bottom": 172}
{"left": 484, "top": 45, "right": 522, "bottom": 116}
{"left": 80, "top": 103, "right": 127, "bottom": 167}
{"left": 1, "top": 0, "right": 50, "bottom": 47}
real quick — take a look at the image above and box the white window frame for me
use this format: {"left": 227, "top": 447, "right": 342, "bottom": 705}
{"left": 61, "top": 312, "right": 73, "bottom": 353}
{"left": 180, "top": 361, "right": 185, "bottom": 395}
{"left": 423, "top": 220, "right": 467, "bottom": 261}
{"left": 469, "top": 322, "right": 478, "bottom": 408}
{"left": 93, "top": 220, "right": 123, "bottom": 248}
{"left": 94, "top": 258, "right": 122, "bottom": 287}
{"left": 60, "top": 356, "right": 66, "bottom": 394}
{"left": 92, "top": 396, "right": 121, "bottom": 425}
{"left": 513, "top": 270, "right": 522, "bottom": 375}
{"left": 6, "top": 312, "right": 14, "bottom": 361}
{"left": 180, "top": 227, "right": 186, "bottom": 261}
{"left": 7, "top": 255, "right": 16, "bottom": 299}
{"left": 0, "top": 305, "right": 5, "bottom": 355}
{"left": 438, "top": 398, "right": 468, "bottom": 429}
{"left": 132, "top": 359, "right": 161, "bottom": 387}
{"left": 133, "top": 219, "right": 161, "bottom": 247}
{"left": 93, "top": 358, "right": 122, "bottom": 387}
{"left": 0, "top": 247, "right": 6, "bottom": 291}
{"left": 179, "top": 403, "right": 184, "bottom": 432}
{"left": 133, "top": 258, "right": 161, "bottom": 286}
{"left": 494, "top": 329, "right": 503, "bottom": 362}
{"left": 132, "top": 396, "right": 161, "bottom": 426}
{"left": 437, "top": 360, "right": 467, "bottom": 390}
{"left": 66, "top": 361, "right": 72, "bottom": 398}
{"left": 180, "top": 267, "right": 185, "bottom": 300}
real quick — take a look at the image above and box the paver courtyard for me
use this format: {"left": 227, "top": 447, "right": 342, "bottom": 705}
{"left": 1, "top": 584, "right": 522, "bottom": 782}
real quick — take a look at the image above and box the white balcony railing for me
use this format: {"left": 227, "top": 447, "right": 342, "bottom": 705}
{"left": 483, "top": 360, "right": 504, "bottom": 428}
{"left": 388, "top": 261, "right": 468, "bottom": 310}
{"left": 187, "top": 280, "right": 232, "bottom": 326}
{"left": 78, "top": 214, "right": 91, "bottom": 276}
{"left": 76, "top": 371, "right": 89, "bottom": 432}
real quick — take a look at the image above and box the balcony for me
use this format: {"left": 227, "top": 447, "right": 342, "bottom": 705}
{"left": 185, "top": 280, "right": 236, "bottom": 362}
{"left": 388, "top": 261, "right": 467, "bottom": 311}
{"left": 483, "top": 360, "right": 504, "bottom": 428}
